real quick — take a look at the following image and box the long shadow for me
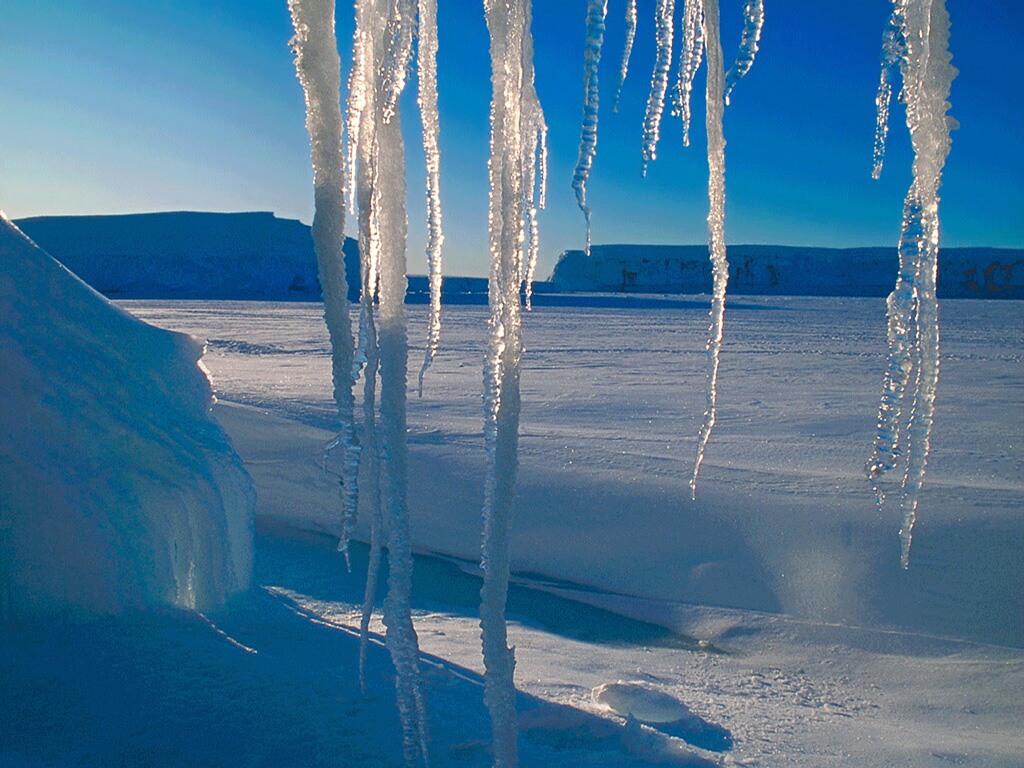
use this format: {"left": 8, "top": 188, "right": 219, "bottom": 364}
{"left": 255, "top": 524, "right": 717, "bottom": 652}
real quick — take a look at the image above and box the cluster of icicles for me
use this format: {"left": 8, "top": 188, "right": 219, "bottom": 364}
{"left": 569, "top": 0, "right": 764, "bottom": 502}
{"left": 287, "top": 0, "right": 955, "bottom": 763}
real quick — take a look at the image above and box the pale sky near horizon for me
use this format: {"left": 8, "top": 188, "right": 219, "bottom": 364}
{"left": 1, "top": 1, "right": 1021, "bottom": 277}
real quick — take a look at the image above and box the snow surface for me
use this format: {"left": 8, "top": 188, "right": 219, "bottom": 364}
{"left": 4, "top": 297, "right": 1020, "bottom": 766}
{"left": 551, "top": 244, "right": 1024, "bottom": 298}
{"left": 129, "top": 298, "right": 1022, "bottom": 647}
{"left": 0, "top": 218, "right": 254, "bottom": 617}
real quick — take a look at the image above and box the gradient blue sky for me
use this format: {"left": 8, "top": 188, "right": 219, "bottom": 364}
{"left": 1, "top": 1, "right": 1021, "bottom": 277}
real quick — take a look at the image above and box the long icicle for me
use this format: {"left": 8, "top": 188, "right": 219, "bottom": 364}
{"left": 288, "top": 0, "right": 360, "bottom": 564}
{"left": 481, "top": 0, "right": 539, "bottom": 764}
{"left": 380, "top": 0, "right": 417, "bottom": 123}
{"left": 571, "top": 0, "right": 608, "bottom": 255}
{"left": 612, "top": 0, "right": 638, "bottom": 113}
{"left": 868, "top": 0, "right": 955, "bottom": 567}
{"left": 521, "top": 42, "right": 548, "bottom": 310}
{"left": 723, "top": 0, "right": 764, "bottom": 105}
{"left": 641, "top": 0, "right": 676, "bottom": 173}
{"left": 350, "top": 0, "right": 383, "bottom": 694}
{"left": 689, "top": 0, "right": 727, "bottom": 500}
{"left": 417, "top": 0, "right": 445, "bottom": 394}
{"left": 355, "top": 0, "right": 430, "bottom": 761}
{"left": 676, "top": 0, "right": 704, "bottom": 147}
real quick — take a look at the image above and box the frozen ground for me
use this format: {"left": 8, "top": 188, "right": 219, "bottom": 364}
{"left": 3, "top": 297, "right": 1022, "bottom": 766}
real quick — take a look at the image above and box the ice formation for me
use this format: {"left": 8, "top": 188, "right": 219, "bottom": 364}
{"left": 676, "top": 0, "right": 705, "bottom": 147}
{"left": 723, "top": 0, "right": 764, "bottom": 106}
{"left": 0, "top": 215, "right": 253, "bottom": 617}
{"left": 521, "top": 50, "right": 548, "bottom": 311}
{"left": 871, "top": 5, "right": 906, "bottom": 180}
{"left": 612, "top": 0, "right": 637, "bottom": 112}
{"left": 480, "top": 0, "right": 546, "bottom": 763}
{"left": 866, "top": 0, "right": 956, "bottom": 567}
{"left": 416, "top": 0, "right": 445, "bottom": 393}
{"left": 293, "top": 0, "right": 432, "bottom": 760}
{"left": 571, "top": 0, "right": 608, "bottom": 255}
{"left": 570, "top": 1, "right": 765, "bottom": 497}
{"left": 689, "top": 0, "right": 727, "bottom": 499}
{"left": 641, "top": 0, "right": 676, "bottom": 172}
{"left": 288, "top": 0, "right": 360, "bottom": 562}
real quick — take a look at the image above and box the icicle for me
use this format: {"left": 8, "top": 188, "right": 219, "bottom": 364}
{"left": 417, "top": 0, "right": 445, "bottom": 395}
{"left": 351, "top": 0, "right": 383, "bottom": 693}
{"left": 689, "top": 0, "right": 727, "bottom": 500}
{"left": 723, "top": 0, "right": 764, "bottom": 106}
{"left": 288, "top": 0, "right": 360, "bottom": 564}
{"left": 377, "top": 102, "right": 429, "bottom": 765}
{"left": 480, "top": 0, "right": 543, "bottom": 764}
{"left": 380, "top": 0, "right": 417, "bottom": 123}
{"left": 867, "top": 0, "right": 955, "bottom": 567}
{"left": 350, "top": 0, "right": 430, "bottom": 761}
{"left": 871, "top": 1, "right": 908, "bottom": 179}
{"left": 571, "top": 0, "right": 608, "bottom": 256}
{"left": 612, "top": 0, "right": 638, "bottom": 113}
{"left": 520, "top": 48, "right": 547, "bottom": 310}
{"left": 676, "top": 0, "right": 704, "bottom": 147}
{"left": 357, "top": 302, "right": 383, "bottom": 693}
{"left": 641, "top": 0, "right": 676, "bottom": 172}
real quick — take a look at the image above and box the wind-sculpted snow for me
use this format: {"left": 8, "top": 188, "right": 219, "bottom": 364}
{"left": 612, "top": 0, "right": 638, "bottom": 112}
{"left": 0, "top": 215, "right": 253, "bottom": 617}
{"left": 690, "top": 0, "right": 727, "bottom": 499}
{"left": 676, "top": 0, "right": 705, "bottom": 147}
{"left": 288, "top": 0, "right": 360, "bottom": 563}
{"left": 571, "top": 0, "right": 608, "bottom": 255}
{"left": 867, "top": 0, "right": 956, "bottom": 568}
{"left": 641, "top": 0, "right": 675, "bottom": 172}
{"left": 481, "top": 0, "right": 546, "bottom": 763}
{"left": 416, "top": 0, "right": 445, "bottom": 395}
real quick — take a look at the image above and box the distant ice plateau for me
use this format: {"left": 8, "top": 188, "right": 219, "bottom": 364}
{"left": 14, "top": 211, "right": 1023, "bottom": 301}
{"left": 551, "top": 243, "right": 1024, "bottom": 298}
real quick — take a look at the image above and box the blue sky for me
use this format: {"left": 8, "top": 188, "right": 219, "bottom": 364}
{"left": 1, "top": 1, "right": 1021, "bottom": 277}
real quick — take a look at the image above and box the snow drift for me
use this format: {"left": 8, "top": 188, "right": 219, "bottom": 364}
{"left": 551, "top": 243, "right": 1024, "bottom": 298}
{"left": 0, "top": 215, "right": 254, "bottom": 617}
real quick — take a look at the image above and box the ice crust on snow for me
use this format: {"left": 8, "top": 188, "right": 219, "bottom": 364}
{"left": 0, "top": 215, "right": 254, "bottom": 617}
{"left": 593, "top": 682, "right": 691, "bottom": 724}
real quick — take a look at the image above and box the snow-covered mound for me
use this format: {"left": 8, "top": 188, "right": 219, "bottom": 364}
{"left": 0, "top": 215, "right": 254, "bottom": 617}
{"left": 551, "top": 244, "right": 1024, "bottom": 298}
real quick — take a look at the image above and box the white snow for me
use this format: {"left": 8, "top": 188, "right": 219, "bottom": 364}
{"left": 4, "top": 296, "right": 1019, "bottom": 767}
{"left": 131, "top": 298, "right": 1023, "bottom": 649}
{"left": 0, "top": 217, "right": 253, "bottom": 617}
{"left": 593, "top": 682, "right": 692, "bottom": 724}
